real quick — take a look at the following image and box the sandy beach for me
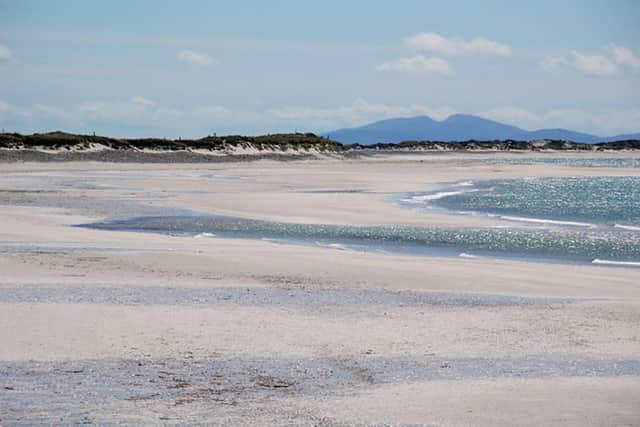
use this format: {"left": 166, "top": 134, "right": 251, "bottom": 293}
{"left": 1, "top": 153, "right": 640, "bottom": 425}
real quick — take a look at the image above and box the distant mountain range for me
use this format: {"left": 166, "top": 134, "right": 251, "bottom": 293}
{"left": 325, "top": 114, "right": 640, "bottom": 144}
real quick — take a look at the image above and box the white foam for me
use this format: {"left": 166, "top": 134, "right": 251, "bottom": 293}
{"left": 592, "top": 259, "right": 640, "bottom": 267}
{"left": 459, "top": 252, "right": 480, "bottom": 259}
{"left": 402, "top": 191, "right": 465, "bottom": 204}
{"left": 614, "top": 224, "right": 640, "bottom": 232}
{"left": 456, "top": 181, "right": 474, "bottom": 187}
{"left": 315, "top": 242, "right": 350, "bottom": 251}
{"left": 194, "top": 232, "right": 216, "bottom": 238}
{"left": 500, "top": 215, "right": 596, "bottom": 228}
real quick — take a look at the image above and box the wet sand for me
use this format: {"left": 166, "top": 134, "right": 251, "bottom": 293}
{"left": 1, "top": 153, "right": 639, "bottom": 425}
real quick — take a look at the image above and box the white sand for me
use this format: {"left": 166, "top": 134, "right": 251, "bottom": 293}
{"left": 1, "top": 153, "right": 639, "bottom": 425}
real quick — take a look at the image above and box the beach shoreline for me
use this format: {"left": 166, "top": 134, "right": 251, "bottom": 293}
{"left": 1, "top": 154, "right": 639, "bottom": 425}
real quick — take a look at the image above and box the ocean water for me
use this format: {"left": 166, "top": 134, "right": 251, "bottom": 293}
{"left": 472, "top": 157, "right": 640, "bottom": 168}
{"left": 84, "top": 216, "right": 640, "bottom": 267}
{"left": 403, "top": 177, "right": 640, "bottom": 229}
{"left": 79, "top": 176, "right": 640, "bottom": 267}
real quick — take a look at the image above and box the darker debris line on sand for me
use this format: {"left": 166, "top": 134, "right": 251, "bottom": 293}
{"left": 0, "top": 284, "right": 575, "bottom": 310}
{"left": 1, "top": 355, "right": 639, "bottom": 424}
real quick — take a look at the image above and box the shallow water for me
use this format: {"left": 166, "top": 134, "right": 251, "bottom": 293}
{"left": 75, "top": 175, "right": 640, "bottom": 267}
{"left": 472, "top": 157, "right": 640, "bottom": 168}
{"left": 82, "top": 214, "right": 640, "bottom": 266}
{"left": 402, "top": 177, "right": 640, "bottom": 228}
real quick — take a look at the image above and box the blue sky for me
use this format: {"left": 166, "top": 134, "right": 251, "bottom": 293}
{"left": 1, "top": 0, "right": 639, "bottom": 137}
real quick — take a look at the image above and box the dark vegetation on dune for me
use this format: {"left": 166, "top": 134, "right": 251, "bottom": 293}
{"left": 352, "top": 139, "right": 640, "bottom": 151}
{"left": 0, "top": 131, "right": 345, "bottom": 152}
{"left": 1, "top": 132, "right": 639, "bottom": 161}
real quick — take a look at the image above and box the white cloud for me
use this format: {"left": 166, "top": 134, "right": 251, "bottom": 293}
{"left": 268, "top": 99, "right": 456, "bottom": 129}
{"left": 571, "top": 51, "right": 617, "bottom": 75}
{"left": 480, "top": 106, "right": 640, "bottom": 135}
{"left": 405, "top": 32, "right": 512, "bottom": 56}
{"left": 3, "top": 97, "right": 639, "bottom": 138}
{"left": 77, "top": 96, "right": 164, "bottom": 122}
{"left": 542, "top": 108, "right": 640, "bottom": 135}
{"left": 543, "top": 45, "right": 640, "bottom": 76}
{"left": 0, "top": 100, "right": 29, "bottom": 116}
{"left": 0, "top": 44, "right": 12, "bottom": 61}
{"left": 33, "top": 104, "right": 71, "bottom": 119}
{"left": 542, "top": 49, "right": 621, "bottom": 76}
{"left": 541, "top": 55, "right": 568, "bottom": 72}
{"left": 131, "top": 95, "right": 155, "bottom": 107}
{"left": 269, "top": 101, "right": 640, "bottom": 135}
{"left": 480, "top": 106, "right": 542, "bottom": 126}
{"left": 610, "top": 45, "right": 640, "bottom": 70}
{"left": 177, "top": 49, "right": 213, "bottom": 66}
{"left": 376, "top": 55, "right": 453, "bottom": 75}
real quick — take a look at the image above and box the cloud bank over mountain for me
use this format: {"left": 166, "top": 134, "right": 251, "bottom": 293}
{"left": 325, "top": 114, "right": 640, "bottom": 145}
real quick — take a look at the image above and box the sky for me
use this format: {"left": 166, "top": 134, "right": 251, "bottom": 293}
{"left": 1, "top": 0, "right": 639, "bottom": 137}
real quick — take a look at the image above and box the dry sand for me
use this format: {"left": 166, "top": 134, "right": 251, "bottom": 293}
{"left": 1, "top": 153, "right": 639, "bottom": 425}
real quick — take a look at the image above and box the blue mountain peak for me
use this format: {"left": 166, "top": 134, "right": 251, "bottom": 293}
{"left": 325, "top": 114, "right": 631, "bottom": 144}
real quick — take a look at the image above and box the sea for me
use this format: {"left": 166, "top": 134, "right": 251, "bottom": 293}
{"left": 83, "top": 174, "right": 640, "bottom": 267}
{"left": 471, "top": 157, "right": 640, "bottom": 169}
